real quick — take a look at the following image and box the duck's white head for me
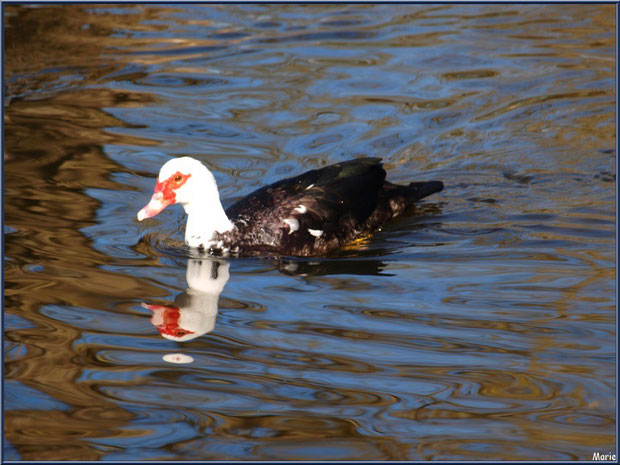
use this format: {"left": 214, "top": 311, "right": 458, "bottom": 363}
{"left": 137, "top": 157, "right": 233, "bottom": 247}
{"left": 137, "top": 157, "right": 212, "bottom": 220}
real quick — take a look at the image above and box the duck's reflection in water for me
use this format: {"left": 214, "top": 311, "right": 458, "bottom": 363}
{"left": 143, "top": 259, "right": 229, "bottom": 362}
{"left": 144, "top": 256, "right": 392, "bottom": 363}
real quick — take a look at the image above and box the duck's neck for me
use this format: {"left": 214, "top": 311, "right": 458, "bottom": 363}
{"left": 182, "top": 188, "right": 235, "bottom": 248}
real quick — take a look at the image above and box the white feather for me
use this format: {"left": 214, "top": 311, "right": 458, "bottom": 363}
{"left": 283, "top": 218, "right": 299, "bottom": 234}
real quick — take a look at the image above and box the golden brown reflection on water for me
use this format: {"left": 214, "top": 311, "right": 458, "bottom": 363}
{"left": 3, "top": 3, "right": 616, "bottom": 461}
{"left": 3, "top": 92, "right": 162, "bottom": 460}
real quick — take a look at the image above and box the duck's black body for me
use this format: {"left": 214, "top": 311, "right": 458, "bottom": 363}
{"left": 210, "top": 158, "right": 443, "bottom": 256}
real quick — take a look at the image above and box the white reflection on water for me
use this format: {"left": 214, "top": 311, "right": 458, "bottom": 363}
{"left": 144, "top": 259, "right": 230, "bottom": 342}
{"left": 162, "top": 353, "right": 195, "bottom": 364}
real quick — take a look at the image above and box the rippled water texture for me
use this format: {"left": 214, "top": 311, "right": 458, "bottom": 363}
{"left": 3, "top": 4, "right": 616, "bottom": 461}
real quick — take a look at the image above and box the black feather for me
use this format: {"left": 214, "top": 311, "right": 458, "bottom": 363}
{"left": 215, "top": 158, "right": 443, "bottom": 256}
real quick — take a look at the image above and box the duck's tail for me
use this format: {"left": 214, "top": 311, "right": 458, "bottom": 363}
{"left": 404, "top": 180, "right": 444, "bottom": 203}
{"left": 380, "top": 179, "right": 443, "bottom": 219}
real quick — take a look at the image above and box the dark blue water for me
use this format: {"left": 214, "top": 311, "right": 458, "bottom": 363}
{"left": 3, "top": 4, "right": 616, "bottom": 460}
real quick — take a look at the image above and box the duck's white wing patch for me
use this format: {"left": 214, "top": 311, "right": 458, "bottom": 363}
{"left": 294, "top": 204, "right": 307, "bottom": 214}
{"left": 308, "top": 228, "right": 323, "bottom": 237}
{"left": 283, "top": 218, "right": 300, "bottom": 234}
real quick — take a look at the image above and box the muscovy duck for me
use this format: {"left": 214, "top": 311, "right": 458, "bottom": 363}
{"left": 137, "top": 156, "right": 443, "bottom": 256}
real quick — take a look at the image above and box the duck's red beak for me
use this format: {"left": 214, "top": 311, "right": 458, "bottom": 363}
{"left": 137, "top": 191, "right": 172, "bottom": 221}
{"left": 137, "top": 171, "right": 191, "bottom": 221}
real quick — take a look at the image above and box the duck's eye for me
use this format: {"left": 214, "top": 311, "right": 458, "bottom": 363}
{"left": 174, "top": 175, "right": 183, "bottom": 183}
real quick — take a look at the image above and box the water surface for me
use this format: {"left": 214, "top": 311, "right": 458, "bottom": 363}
{"left": 3, "top": 4, "right": 616, "bottom": 461}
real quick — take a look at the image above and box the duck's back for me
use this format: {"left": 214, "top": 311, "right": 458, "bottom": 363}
{"left": 216, "top": 158, "right": 442, "bottom": 256}
{"left": 221, "top": 158, "right": 385, "bottom": 255}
